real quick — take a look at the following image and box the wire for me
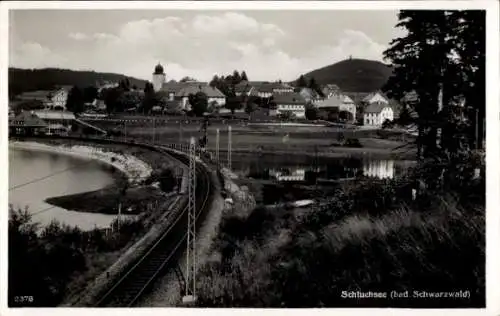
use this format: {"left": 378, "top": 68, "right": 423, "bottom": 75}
{"left": 8, "top": 143, "right": 188, "bottom": 192}
{"left": 9, "top": 159, "right": 98, "bottom": 191}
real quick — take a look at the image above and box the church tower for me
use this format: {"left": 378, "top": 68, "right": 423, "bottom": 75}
{"left": 152, "top": 62, "right": 166, "bottom": 92}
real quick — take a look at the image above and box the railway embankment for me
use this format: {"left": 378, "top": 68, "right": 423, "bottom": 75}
{"left": 60, "top": 143, "right": 193, "bottom": 307}
{"left": 136, "top": 160, "right": 256, "bottom": 306}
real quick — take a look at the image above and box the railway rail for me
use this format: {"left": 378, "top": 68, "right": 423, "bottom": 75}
{"left": 94, "top": 146, "right": 214, "bottom": 307}
{"left": 11, "top": 135, "right": 215, "bottom": 307}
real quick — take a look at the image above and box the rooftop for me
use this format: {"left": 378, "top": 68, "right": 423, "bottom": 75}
{"left": 364, "top": 103, "right": 392, "bottom": 114}
{"left": 273, "top": 92, "right": 307, "bottom": 105}
{"left": 316, "top": 95, "right": 343, "bottom": 108}
{"left": 33, "top": 110, "right": 76, "bottom": 120}
{"left": 10, "top": 111, "right": 48, "bottom": 127}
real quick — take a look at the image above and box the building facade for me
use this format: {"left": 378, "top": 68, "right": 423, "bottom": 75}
{"left": 273, "top": 93, "right": 307, "bottom": 118}
{"left": 363, "top": 104, "right": 394, "bottom": 127}
{"left": 315, "top": 94, "right": 357, "bottom": 123}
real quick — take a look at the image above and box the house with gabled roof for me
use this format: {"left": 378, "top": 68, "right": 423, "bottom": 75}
{"left": 321, "top": 84, "right": 342, "bottom": 98}
{"left": 9, "top": 111, "right": 48, "bottom": 136}
{"left": 363, "top": 103, "right": 394, "bottom": 127}
{"left": 15, "top": 86, "right": 71, "bottom": 110}
{"left": 158, "top": 81, "right": 226, "bottom": 111}
{"left": 296, "top": 87, "right": 323, "bottom": 105}
{"left": 316, "top": 94, "right": 357, "bottom": 123}
{"left": 234, "top": 82, "right": 260, "bottom": 97}
{"left": 272, "top": 92, "right": 307, "bottom": 118}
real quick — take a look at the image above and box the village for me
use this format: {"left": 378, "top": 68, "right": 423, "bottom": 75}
{"left": 8, "top": 59, "right": 412, "bottom": 139}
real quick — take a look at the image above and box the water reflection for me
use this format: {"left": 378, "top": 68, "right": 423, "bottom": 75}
{"left": 234, "top": 155, "right": 413, "bottom": 183}
{"left": 363, "top": 159, "right": 395, "bottom": 179}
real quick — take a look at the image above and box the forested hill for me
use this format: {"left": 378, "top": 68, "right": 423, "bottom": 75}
{"left": 297, "top": 58, "right": 394, "bottom": 92}
{"left": 8, "top": 68, "right": 148, "bottom": 98}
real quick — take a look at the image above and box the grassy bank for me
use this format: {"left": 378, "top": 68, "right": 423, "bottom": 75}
{"left": 86, "top": 120, "right": 416, "bottom": 159}
{"left": 45, "top": 186, "right": 167, "bottom": 215}
{"left": 196, "top": 160, "right": 485, "bottom": 307}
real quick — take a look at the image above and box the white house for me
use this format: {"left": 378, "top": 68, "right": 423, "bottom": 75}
{"left": 50, "top": 87, "right": 71, "bottom": 108}
{"left": 273, "top": 93, "right": 307, "bottom": 118}
{"left": 177, "top": 84, "right": 226, "bottom": 111}
{"left": 363, "top": 103, "right": 394, "bottom": 127}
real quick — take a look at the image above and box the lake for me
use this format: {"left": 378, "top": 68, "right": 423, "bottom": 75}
{"left": 8, "top": 148, "right": 120, "bottom": 231}
{"left": 229, "top": 153, "right": 415, "bottom": 183}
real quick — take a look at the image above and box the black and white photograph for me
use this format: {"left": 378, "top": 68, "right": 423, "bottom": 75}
{"left": 2, "top": 0, "right": 498, "bottom": 313}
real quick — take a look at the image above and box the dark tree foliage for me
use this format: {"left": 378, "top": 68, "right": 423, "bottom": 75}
{"left": 241, "top": 71, "right": 249, "bottom": 82}
{"left": 297, "top": 59, "right": 392, "bottom": 92}
{"left": 8, "top": 207, "right": 86, "bottom": 307}
{"left": 297, "top": 75, "right": 308, "bottom": 88}
{"left": 139, "top": 82, "right": 157, "bottom": 114}
{"left": 8, "top": 205, "right": 148, "bottom": 307}
{"left": 232, "top": 70, "right": 242, "bottom": 85}
{"left": 307, "top": 77, "right": 323, "bottom": 96}
{"left": 305, "top": 104, "right": 318, "bottom": 120}
{"left": 383, "top": 10, "right": 485, "bottom": 158}
{"left": 180, "top": 76, "right": 197, "bottom": 82}
{"left": 188, "top": 91, "right": 208, "bottom": 116}
{"left": 245, "top": 102, "right": 258, "bottom": 114}
{"left": 65, "top": 86, "right": 85, "bottom": 114}
{"left": 102, "top": 87, "right": 125, "bottom": 113}
{"left": 225, "top": 96, "right": 244, "bottom": 115}
{"left": 158, "top": 169, "right": 176, "bottom": 192}
{"left": 82, "top": 86, "right": 98, "bottom": 103}
{"left": 8, "top": 68, "right": 147, "bottom": 97}
{"left": 209, "top": 70, "right": 248, "bottom": 97}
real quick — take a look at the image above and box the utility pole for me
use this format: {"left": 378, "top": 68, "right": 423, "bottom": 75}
{"left": 227, "top": 125, "right": 232, "bottom": 170}
{"left": 179, "top": 120, "right": 183, "bottom": 145}
{"left": 475, "top": 108, "right": 479, "bottom": 150}
{"left": 436, "top": 67, "right": 444, "bottom": 149}
{"left": 152, "top": 117, "right": 156, "bottom": 144}
{"left": 117, "top": 202, "right": 121, "bottom": 233}
{"left": 216, "top": 128, "right": 220, "bottom": 166}
{"left": 183, "top": 136, "right": 197, "bottom": 305}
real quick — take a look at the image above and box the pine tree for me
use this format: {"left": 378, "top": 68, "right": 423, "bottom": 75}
{"left": 209, "top": 75, "right": 219, "bottom": 88}
{"left": 383, "top": 10, "right": 458, "bottom": 159}
{"left": 297, "top": 75, "right": 307, "bottom": 88}
{"left": 241, "top": 71, "right": 249, "bottom": 82}
{"left": 232, "top": 70, "right": 241, "bottom": 85}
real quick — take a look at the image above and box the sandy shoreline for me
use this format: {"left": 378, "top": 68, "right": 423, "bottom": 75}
{"left": 9, "top": 141, "right": 153, "bottom": 185}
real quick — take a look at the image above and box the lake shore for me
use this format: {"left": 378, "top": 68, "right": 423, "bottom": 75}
{"left": 9, "top": 141, "right": 153, "bottom": 185}
{"left": 9, "top": 140, "right": 157, "bottom": 215}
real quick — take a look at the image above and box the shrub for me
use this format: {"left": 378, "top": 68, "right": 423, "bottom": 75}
{"left": 343, "top": 138, "right": 363, "bottom": 148}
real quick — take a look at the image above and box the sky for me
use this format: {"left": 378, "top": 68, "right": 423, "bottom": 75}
{"left": 9, "top": 9, "right": 405, "bottom": 82}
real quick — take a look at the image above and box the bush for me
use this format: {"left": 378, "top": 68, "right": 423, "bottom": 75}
{"left": 343, "top": 138, "right": 362, "bottom": 148}
{"left": 196, "top": 156, "right": 485, "bottom": 307}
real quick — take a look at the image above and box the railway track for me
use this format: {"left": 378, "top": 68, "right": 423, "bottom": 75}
{"left": 94, "top": 146, "right": 214, "bottom": 307}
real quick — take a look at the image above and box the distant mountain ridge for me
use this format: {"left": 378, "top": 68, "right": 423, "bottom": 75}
{"left": 297, "top": 58, "right": 394, "bottom": 93}
{"left": 8, "top": 68, "right": 148, "bottom": 98}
